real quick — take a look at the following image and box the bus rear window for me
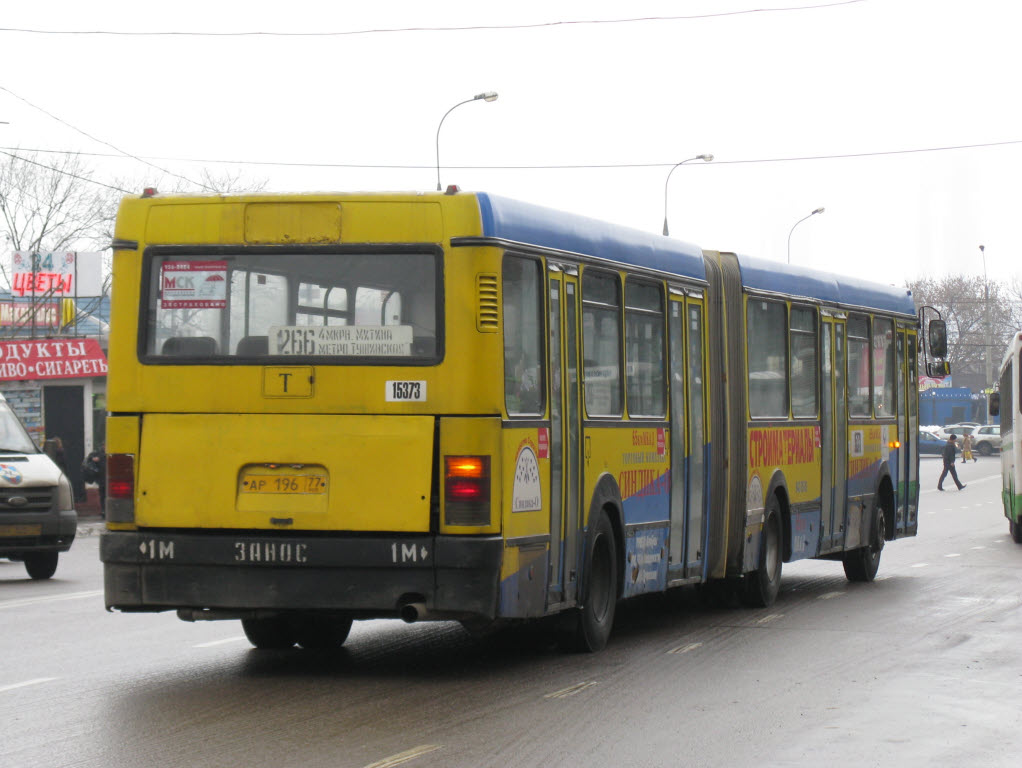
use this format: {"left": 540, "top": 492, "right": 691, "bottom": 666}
{"left": 144, "top": 249, "right": 440, "bottom": 362}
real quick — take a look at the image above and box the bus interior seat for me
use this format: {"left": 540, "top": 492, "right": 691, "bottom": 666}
{"left": 411, "top": 337, "right": 436, "bottom": 356}
{"left": 161, "top": 336, "right": 219, "bottom": 357}
{"left": 236, "top": 335, "right": 269, "bottom": 356}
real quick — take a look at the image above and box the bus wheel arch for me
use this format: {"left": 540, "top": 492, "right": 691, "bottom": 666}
{"left": 742, "top": 488, "right": 784, "bottom": 608}
{"left": 843, "top": 477, "right": 890, "bottom": 582}
{"left": 572, "top": 475, "right": 623, "bottom": 652}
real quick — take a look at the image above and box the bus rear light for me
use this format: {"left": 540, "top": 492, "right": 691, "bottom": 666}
{"left": 107, "top": 453, "right": 136, "bottom": 523}
{"left": 890, "top": 441, "right": 901, "bottom": 449}
{"left": 444, "top": 455, "right": 491, "bottom": 526}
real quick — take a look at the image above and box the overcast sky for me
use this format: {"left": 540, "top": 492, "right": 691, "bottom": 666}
{"left": 2, "top": 0, "right": 1019, "bottom": 287}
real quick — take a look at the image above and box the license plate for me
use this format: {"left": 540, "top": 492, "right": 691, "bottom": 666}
{"left": 240, "top": 474, "right": 327, "bottom": 494}
{"left": 0, "top": 524, "right": 42, "bottom": 537}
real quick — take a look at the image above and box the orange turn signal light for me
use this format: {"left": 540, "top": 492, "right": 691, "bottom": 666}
{"left": 446, "top": 456, "right": 487, "bottom": 478}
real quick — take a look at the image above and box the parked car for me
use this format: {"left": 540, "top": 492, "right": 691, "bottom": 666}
{"left": 919, "top": 430, "right": 946, "bottom": 455}
{"left": 972, "top": 424, "right": 1001, "bottom": 455}
{"left": 935, "top": 424, "right": 976, "bottom": 440}
{"left": 0, "top": 393, "right": 77, "bottom": 579}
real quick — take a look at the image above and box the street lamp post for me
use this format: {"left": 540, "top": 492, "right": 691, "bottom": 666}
{"left": 786, "top": 207, "right": 825, "bottom": 264}
{"left": 435, "top": 92, "right": 498, "bottom": 191}
{"left": 662, "top": 154, "right": 713, "bottom": 236}
{"left": 980, "top": 244, "right": 993, "bottom": 390}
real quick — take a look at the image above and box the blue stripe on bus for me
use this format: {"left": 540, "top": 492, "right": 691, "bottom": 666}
{"left": 475, "top": 193, "right": 707, "bottom": 282}
{"left": 736, "top": 254, "right": 917, "bottom": 316}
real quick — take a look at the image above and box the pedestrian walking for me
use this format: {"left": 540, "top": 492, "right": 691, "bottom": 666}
{"left": 938, "top": 434, "right": 966, "bottom": 491}
{"left": 960, "top": 433, "right": 976, "bottom": 463}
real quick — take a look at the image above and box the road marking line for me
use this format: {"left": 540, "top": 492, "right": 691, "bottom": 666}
{"left": 362, "top": 745, "right": 442, "bottom": 768}
{"left": 971, "top": 546, "right": 986, "bottom": 550}
{"left": 544, "top": 681, "right": 598, "bottom": 699}
{"left": 911, "top": 563, "right": 928, "bottom": 568}
{"left": 0, "top": 677, "right": 58, "bottom": 693}
{"left": 756, "top": 613, "right": 784, "bottom": 623}
{"left": 0, "top": 590, "right": 104, "bottom": 611}
{"left": 945, "top": 553, "right": 961, "bottom": 558}
{"left": 194, "top": 636, "right": 248, "bottom": 648}
{"left": 667, "top": 642, "right": 703, "bottom": 655}
{"left": 818, "top": 592, "right": 844, "bottom": 600}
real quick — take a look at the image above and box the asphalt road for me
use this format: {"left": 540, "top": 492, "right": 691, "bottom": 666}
{"left": 2, "top": 455, "right": 1020, "bottom": 768}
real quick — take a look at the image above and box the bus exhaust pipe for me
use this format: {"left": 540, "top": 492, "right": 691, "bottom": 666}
{"left": 400, "top": 602, "right": 427, "bottom": 623}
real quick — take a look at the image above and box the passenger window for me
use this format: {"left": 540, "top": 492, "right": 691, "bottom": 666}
{"left": 747, "top": 300, "right": 788, "bottom": 418}
{"left": 582, "top": 270, "right": 622, "bottom": 416}
{"left": 625, "top": 279, "right": 665, "bottom": 417}
{"left": 790, "top": 307, "right": 818, "bottom": 418}
{"left": 847, "top": 315, "right": 871, "bottom": 417}
{"left": 502, "top": 254, "right": 545, "bottom": 416}
{"left": 873, "top": 317, "right": 895, "bottom": 417}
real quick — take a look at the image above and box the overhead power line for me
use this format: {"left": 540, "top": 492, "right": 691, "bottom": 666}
{"left": 0, "top": 2, "right": 867, "bottom": 38}
{"left": 0, "top": 84, "right": 212, "bottom": 192}
{"left": 0, "top": 150, "right": 130, "bottom": 193}
{"left": 2, "top": 137, "right": 1019, "bottom": 173}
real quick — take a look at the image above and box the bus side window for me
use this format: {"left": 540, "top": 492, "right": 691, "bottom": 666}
{"left": 502, "top": 254, "right": 544, "bottom": 416}
{"left": 747, "top": 299, "right": 788, "bottom": 418}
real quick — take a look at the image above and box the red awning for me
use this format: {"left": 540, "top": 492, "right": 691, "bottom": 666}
{"left": 0, "top": 338, "right": 108, "bottom": 381}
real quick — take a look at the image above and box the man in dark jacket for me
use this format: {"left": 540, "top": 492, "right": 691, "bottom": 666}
{"left": 938, "top": 434, "right": 966, "bottom": 491}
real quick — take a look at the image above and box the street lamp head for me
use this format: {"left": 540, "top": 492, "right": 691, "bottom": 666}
{"left": 436, "top": 91, "right": 498, "bottom": 190}
{"left": 979, "top": 244, "right": 985, "bottom": 252}
{"left": 812, "top": 207, "right": 825, "bottom": 215}
{"left": 662, "top": 152, "right": 714, "bottom": 236}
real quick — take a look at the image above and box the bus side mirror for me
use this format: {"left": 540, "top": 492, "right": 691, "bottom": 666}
{"left": 989, "top": 392, "right": 1000, "bottom": 417}
{"left": 928, "top": 319, "right": 948, "bottom": 358}
{"left": 926, "top": 360, "right": 951, "bottom": 377}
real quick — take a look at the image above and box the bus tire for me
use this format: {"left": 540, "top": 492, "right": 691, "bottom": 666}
{"left": 1010, "top": 519, "right": 1022, "bottom": 544}
{"left": 572, "top": 510, "right": 619, "bottom": 652}
{"left": 294, "top": 615, "right": 353, "bottom": 651}
{"left": 743, "top": 498, "right": 782, "bottom": 608}
{"left": 24, "top": 552, "right": 58, "bottom": 580}
{"left": 843, "top": 499, "right": 886, "bottom": 582}
{"left": 242, "top": 617, "right": 296, "bottom": 650}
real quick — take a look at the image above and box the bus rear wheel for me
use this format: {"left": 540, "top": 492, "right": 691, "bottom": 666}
{"left": 242, "top": 616, "right": 296, "bottom": 650}
{"left": 294, "top": 615, "right": 353, "bottom": 651}
{"left": 743, "top": 498, "right": 782, "bottom": 608}
{"left": 572, "top": 510, "right": 619, "bottom": 652}
{"left": 844, "top": 500, "right": 886, "bottom": 582}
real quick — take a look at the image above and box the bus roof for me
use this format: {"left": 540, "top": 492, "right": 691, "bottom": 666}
{"left": 474, "top": 193, "right": 707, "bottom": 283}
{"left": 736, "top": 253, "right": 917, "bottom": 318}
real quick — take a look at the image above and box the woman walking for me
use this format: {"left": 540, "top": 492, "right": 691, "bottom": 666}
{"left": 961, "top": 433, "right": 976, "bottom": 463}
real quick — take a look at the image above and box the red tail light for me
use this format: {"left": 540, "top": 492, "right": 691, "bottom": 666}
{"left": 107, "top": 453, "right": 134, "bottom": 499}
{"left": 444, "top": 456, "right": 490, "bottom": 526}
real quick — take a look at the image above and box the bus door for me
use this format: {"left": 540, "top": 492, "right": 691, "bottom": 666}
{"left": 820, "top": 317, "right": 835, "bottom": 550}
{"left": 900, "top": 330, "right": 918, "bottom": 535}
{"left": 821, "top": 317, "right": 849, "bottom": 549}
{"left": 668, "top": 293, "right": 708, "bottom": 580}
{"left": 547, "top": 270, "right": 582, "bottom": 607}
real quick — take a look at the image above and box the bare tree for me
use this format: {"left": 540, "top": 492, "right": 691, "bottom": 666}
{"left": 0, "top": 150, "right": 122, "bottom": 290}
{"left": 907, "top": 274, "right": 1016, "bottom": 378}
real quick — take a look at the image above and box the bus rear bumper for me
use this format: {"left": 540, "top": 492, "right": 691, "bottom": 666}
{"left": 100, "top": 530, "right": 502, "bottom": 621}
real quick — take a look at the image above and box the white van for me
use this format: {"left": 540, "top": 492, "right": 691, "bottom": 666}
{"left": 0, "top": 393, "right": 77, "bottom": 579}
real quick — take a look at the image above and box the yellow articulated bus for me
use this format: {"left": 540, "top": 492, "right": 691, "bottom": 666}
{"left": 100, "top": 189, "right": 944, "bottom": 651}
